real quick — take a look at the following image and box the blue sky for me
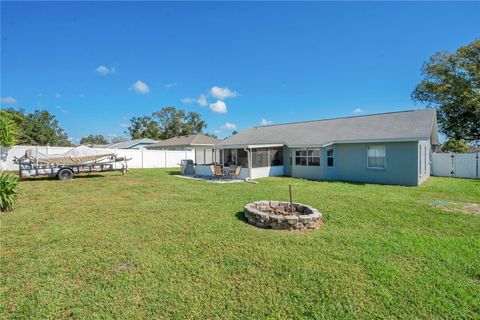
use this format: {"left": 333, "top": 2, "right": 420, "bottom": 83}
{"left": 1, "top": 2, "right": 479, "bottom": 142}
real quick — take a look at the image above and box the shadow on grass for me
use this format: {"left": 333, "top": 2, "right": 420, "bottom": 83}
{"left": 19, "top": 174, "right": 107, "bottom": 182}
{"left": 235, "top": 211, "right": 247, "bottom": 223}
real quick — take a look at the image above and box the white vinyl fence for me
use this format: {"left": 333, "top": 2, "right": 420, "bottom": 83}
{"left": 0, "top": 145, "right": 195, "bottom": 171}
{"left": 431, "top": 152, "right": 479, "bottom": 179}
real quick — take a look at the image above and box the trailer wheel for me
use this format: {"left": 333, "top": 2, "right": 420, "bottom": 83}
{"left": 57, "top": 168, "right": 74, "bottom": 180}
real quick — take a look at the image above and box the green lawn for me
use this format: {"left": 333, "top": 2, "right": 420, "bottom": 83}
{"left": 1, "top": 169, "right": 479, "bottom": 319}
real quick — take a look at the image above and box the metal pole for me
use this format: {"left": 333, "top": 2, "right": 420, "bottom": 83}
{"left": 289, "top": 184, "right": 293, "bottom": 213}
{"left": 450, "top": 152, "right": 454, "bottom": 177}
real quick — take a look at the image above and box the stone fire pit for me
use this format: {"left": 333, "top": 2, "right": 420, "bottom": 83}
{"left": 244, "top": 200, "right": 323, "bottom": 230}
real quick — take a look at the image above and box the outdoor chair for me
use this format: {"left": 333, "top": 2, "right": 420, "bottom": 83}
{"left": 233, "top": 165, "right": 242, "bottom": 180}
{"left": 212, "top": 165, "right": 225, "bottom": 180}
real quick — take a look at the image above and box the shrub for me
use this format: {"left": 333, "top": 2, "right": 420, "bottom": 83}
{"left": 0, "top": 173, "right": 19, "bottom": 212}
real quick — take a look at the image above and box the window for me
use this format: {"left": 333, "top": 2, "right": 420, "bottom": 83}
{"left": 367, "top": 145, "right": 385, "bottom": 169}
{"left": 327, "top": 148, "right": 334, "bottom": 167}
{"left": 295, "top": 149, "right": 320, "bottom": 166}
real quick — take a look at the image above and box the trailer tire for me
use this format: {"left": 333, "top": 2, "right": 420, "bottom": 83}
{"left": 57, "top": 168, "right": 74, "bottom": 180}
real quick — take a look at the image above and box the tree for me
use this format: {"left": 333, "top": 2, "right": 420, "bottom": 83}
{"left": 80, "top": 134, "right": 108, "bottom": 145}
{"left": 0, "top": 113, "right": 18, "bottom": 148}
{"left": 126, "top": 115, "right": 162, "bottom": 140}
{"left": 111, "top": 136, "right": 127, "bottom": 144}
{"left": 412, "top": 39, "right": 480, "bottom": 144}
{"left": 1, "top": 109, "right": 71, "bottom": 146}
{"left": 231, "top": 130, "right": 238, "bottom": 136}
{"left": 204, "top": 132, "right": 218, "bottom": 139}
{"left": 126, "top": 107, "right": 207, "bottom": 140}
{"left": 441, "top": 138, "right": 469, "bottom": 153}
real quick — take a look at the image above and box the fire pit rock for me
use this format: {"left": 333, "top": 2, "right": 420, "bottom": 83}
{"left": 244, "top": 201, "right": 322, "bottom": 230}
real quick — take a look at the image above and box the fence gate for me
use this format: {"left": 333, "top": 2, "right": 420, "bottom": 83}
{"left": 431, "top": 152, "right": 479, "bottom": 179}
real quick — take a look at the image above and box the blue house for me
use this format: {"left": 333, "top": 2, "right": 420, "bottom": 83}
{"left": 215, "top": 109, "right": 439, "bottom": 186}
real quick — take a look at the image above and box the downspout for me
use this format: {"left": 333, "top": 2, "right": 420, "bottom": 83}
{"left": 244, "top": 148, "right": 252, "bottom": 181}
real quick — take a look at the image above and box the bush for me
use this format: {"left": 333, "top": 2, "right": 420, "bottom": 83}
{"left": 0, "top": 173, "right": 19, "bottom": 212}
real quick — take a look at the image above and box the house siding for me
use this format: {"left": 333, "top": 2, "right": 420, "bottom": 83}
{"left": 286, "top": 142, "right": 422, "bottom": 186}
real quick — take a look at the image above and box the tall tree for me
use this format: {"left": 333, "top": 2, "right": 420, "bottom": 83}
{"left": 1, "top": 109, "right": 71, "bottom": 146}
{"left": 127, "top": 107, "right": 207, "bottom": 140}
{"left": 412, "top": 39, "right": 480, "bottom": 144}
{"left": 80, "top": 134, "right": 108, "bottom": 145}
{"left": 126, "top": 115, "right": 162, "bottom": 140}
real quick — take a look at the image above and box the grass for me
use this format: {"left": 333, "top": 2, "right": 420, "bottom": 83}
{"left": 1, "top": 169, "right": 479, "bottom": 319}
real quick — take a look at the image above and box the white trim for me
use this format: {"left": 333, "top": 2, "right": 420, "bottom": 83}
{"left": 215, "top": 143, "right": 284, "bottom": 149}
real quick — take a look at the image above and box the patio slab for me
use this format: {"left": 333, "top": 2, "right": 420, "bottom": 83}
{"left": 173, "top": 175, "right": 244, "bottom": 184}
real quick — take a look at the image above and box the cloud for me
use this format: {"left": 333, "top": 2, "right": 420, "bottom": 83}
{"left": 181, "top": 94, "right": 208, "bottom": 106}
{"left": 95, "top": 65, "right": 116, "bottom": 76}
{"left": 119, "top": 123, "right": 129, "bottom": 128}
{"left": 210, "top": 86, "right": 238, "bottom": 100}
{"left": 259, "top": 118, "right": 273, "bottom": 126}
{"left": 197, "top": 94, "right": 208, "bottom": 106}
{"left": 0, "top": 96, "right": 18, "bottom": 104}
{"left": 129, "top": 80, "right": 150, "bottom": 94}
{"left": 56, "top": 106, "right": 68, "bottom": 114}
{"left": 221, "top": 122, "right": 236, "bottom": 130}
{"left": 165, "top": 82, "right": 178, "bottom": 89}
{"left": 352, "top": 108, "right": 364, "bottom": 113}
{"left": 209, "top": 100, "right": 227, "bottom": 113}
{"left": 213, "top": 130, "right": 222, "bottom": 134}
{"left": 55, "top": 92, "right": 61, "bottom": 98}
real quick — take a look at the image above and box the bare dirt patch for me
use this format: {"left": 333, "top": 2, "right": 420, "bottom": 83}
{"left": 430, "top": 201, "right": 480, "bottom": 216}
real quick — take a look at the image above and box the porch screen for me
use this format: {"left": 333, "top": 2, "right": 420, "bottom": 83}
{"left": 252, "top": 148, "right": 269, "bottom": 168}
{"left": 269, "top": 147, "right": 283, "bottom": 166}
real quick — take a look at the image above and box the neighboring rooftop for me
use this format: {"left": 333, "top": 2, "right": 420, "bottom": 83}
{"left": 148, "top": 134, "right": 220, "bottom": 149}
{"left": 218, "top": 109, "right": 439, "bottom": 147}
{"left": 103, "top": 138, "right": 158, "bottom": 149}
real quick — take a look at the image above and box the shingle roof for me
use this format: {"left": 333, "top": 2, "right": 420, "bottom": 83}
{"left": 147, "top": 134, "right": 220, "bottom": 148}
{"left": 105, "top": 138, "right": 158, "bottom": 149}
{"left": 218, "top": 109, "right": 438, "bottom": 147}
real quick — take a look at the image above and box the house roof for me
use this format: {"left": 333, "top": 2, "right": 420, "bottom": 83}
{"left": 104, "top": 138, "right": 158, "bottom": 149}
{"left": 147, "top": 134, "right": 220, "bottom": 148}
{"left": 217, "top": 109, "right": 439, "bottom": 148}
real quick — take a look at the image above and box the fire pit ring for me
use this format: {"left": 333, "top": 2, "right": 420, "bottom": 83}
{"left": 244, "top": 201, "right": 323, "bottom": 230}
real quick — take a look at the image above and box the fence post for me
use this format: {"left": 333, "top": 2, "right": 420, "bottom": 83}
{"left": 476, "top": 152, "right": 479, "bottom": 179}
{"left": 141, "top": 148, "right": 144, "bottom": 169}
{"left": 164, "top": 150, "right": 167, "bottom": 168}
{"left": 450, "top": 152, "right": 455, "bottom": 177}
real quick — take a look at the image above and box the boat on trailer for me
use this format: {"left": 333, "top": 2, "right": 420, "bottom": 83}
{"left": 14, "top": 146, "right": 130, "bottom": 180}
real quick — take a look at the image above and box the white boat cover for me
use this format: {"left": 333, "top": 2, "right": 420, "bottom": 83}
{"left": 24, "top": 146, "right": 115, "bottom": 165}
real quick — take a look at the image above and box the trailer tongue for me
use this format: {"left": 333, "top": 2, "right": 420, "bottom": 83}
{"left": 15, "top": 146, "right": 129, "bottom": 180}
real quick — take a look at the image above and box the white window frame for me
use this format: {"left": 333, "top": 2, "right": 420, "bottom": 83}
{"left": 295, "top": 148, "right": 321, "bottom": 167}
{"left": 326, "top": 148, "right": 334, "bottom": 167}
{"left": 367, "top": 145, "right": 386, "bottom": 169}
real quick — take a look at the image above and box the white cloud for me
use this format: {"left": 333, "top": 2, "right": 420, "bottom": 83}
{"left": 221, "top": 122, "right": 236, "bottom": 130}
{"left": 129, "top": 80, "right": 150, "bottom": 94}
{"left": 197, "top": 94, "right": 208, "bottom": 106}
{"left": 353, "top": 108, "right": 364, "bottom": 113}
{"left": 95, "top": 65, "right": 116, "bottom": 76}
{"left": 213, "top": 130, "right": 222, "bottom": 134}
{"left": 165, "top": 82, "right": 178, "bottom": 89}
{"left": 56, "top": 105, "right": 68, "bottom": 114}
{"left": 0, "top": 96, "right": 18, "bottom": 104}
{"left": 181, "top": 93, "right": 208, "bottom": 106}
{"left": 259, "top": 118, "right": 273, "bottom": 126}
{"left": 209, "top": 100, "right": 227, "bottom": 113}
{"left": 210, "top": 86, "right": 238, "bottom": 100}
{"left": 119, "top": 123, "right": 129, "bottom": 128}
